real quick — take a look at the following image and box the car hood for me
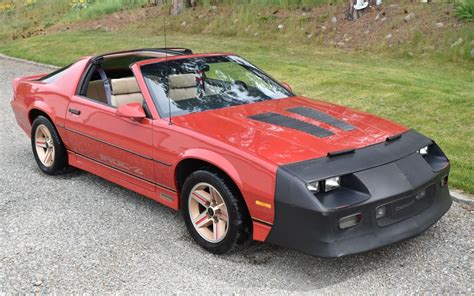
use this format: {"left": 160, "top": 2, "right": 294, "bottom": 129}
{"left": 171, "top": 96, "right": 408, "bottom": 165}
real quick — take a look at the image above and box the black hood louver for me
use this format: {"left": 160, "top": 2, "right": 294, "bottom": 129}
{"left": 248, "top": 112, "right": 334, "bottom": 138}
{"left": 287, "top": 106, "right": 355, "bottom": 131}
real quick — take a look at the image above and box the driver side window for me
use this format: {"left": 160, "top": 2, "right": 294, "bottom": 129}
{"left": 80, "top": 66, "right": 144, "bottom": 108}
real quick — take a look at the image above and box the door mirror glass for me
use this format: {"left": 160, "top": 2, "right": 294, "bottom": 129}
{"left": 116, "top": 103, "right": 146, "bottom": 120}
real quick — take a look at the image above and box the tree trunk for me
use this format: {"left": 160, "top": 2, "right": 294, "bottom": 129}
{"left": 171, "top": 0, "right": 186, "bottom": 15}
{"left": 347, "top": 0, "right": 373, "bottom": 21}
{"left": 148, "top": 0, "right": 164, "bottom": 5}
{"left": 348, "top": 0, "right": 360, "bottom": 21}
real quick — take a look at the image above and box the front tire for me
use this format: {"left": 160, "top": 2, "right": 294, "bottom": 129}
{"left": 31, "top": 116, "right": 68, "bottom": 175}
{"left": 181, "top": 169, "right": 251, "bottom": 254}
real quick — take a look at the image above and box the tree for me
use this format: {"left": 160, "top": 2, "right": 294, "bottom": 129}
{"left": 171, "top": 0, "right": 196, "bottom": 15}
{"left": 348, "top": 0, "right": 380, "bottom": 21}
{"left": 148, "top": 0, "right": 164, "bottom": 5}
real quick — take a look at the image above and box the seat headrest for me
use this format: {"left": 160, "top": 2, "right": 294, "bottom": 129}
{"left": 169, "top": 74, "right": 197, "bottom": 89}
{"left": 111, "top": 77, "right": 140, "bottom": 95}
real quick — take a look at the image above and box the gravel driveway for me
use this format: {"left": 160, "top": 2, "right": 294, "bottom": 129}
{"left": 0, "top": 56, "right": 472, "bottom": 294}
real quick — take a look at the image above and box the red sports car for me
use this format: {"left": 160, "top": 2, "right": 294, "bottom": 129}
{"left": 10, "top": 48, "right": 452, "bottom": 257}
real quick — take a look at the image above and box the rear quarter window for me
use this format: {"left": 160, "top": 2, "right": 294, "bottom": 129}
{"left": 39, "top": 64, "right": 72, "bottom": 83}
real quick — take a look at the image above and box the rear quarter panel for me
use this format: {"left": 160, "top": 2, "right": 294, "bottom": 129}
{"left": 11, "top": 58, "right": 90, "bottom": 149}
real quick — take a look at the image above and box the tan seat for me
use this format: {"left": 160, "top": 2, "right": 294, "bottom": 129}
{"left": 168, "top": 74, "right": 197, "bottom": 101}
{"left": 110, "top": 77, "right": 144, "bottom": 107}
{"left": 86, "top": 80, "right": 107, "bottom": 103}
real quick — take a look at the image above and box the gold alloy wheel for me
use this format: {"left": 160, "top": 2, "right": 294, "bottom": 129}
{"left": 188, "top": 182, "right": 229, "bottom": 243}
{"left": 34, "top": 124, "right": 55, "bottom": 167}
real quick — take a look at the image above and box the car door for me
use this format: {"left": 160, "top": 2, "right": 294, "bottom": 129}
{"left": 65, "top": 88, "right": 155, "bottom": 191}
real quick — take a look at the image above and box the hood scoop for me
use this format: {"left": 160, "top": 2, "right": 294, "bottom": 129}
{"left": 248, "top": 112, "right": 333, "bottom": 138}
{"left": 287, "top": 106, "right": 355, "bottom": 131}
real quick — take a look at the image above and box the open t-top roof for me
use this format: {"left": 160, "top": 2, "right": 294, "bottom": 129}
{"left": 91, "top": 47, "right": 193, "bottom": 65}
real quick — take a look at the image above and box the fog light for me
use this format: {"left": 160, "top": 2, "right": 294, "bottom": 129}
{"left": 339, "top": 213, "right": 362, "bottom": 229}
{"left": 375, "top": 206, "right": 386, "bottom": 219}
{"left": 416, "top": 189, "right": 426, "bottom": 200}
{"left": 441, "top": 175, "right": 449, "bottom": 187}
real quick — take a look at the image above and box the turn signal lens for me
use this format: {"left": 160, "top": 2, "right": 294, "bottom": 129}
{"left": 339, "top": 213, "right": 362, "bottom": 229}
{"left": 255, "top": 200, "right": 272, "bottom": 209}
{"left": 416, "top": 189, "right": 427, "bottom": 200}
{"left": 325, "top": 177, "right": 341, "bottom": 192}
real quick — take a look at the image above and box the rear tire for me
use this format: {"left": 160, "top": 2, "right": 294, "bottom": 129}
{"left": 181, "top": 169, "right": 251, "bottom": 254}
{"left": 31, "top": 116, "right": 68, "bottom": 175}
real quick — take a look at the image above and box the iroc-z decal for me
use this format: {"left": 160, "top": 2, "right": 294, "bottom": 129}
{"left": 99, "top": 154, "right": 144, "bottom": 176}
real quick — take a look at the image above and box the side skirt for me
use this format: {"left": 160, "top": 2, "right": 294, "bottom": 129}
{"left": 67, "top": 151, "right": 179, "bottom": 210}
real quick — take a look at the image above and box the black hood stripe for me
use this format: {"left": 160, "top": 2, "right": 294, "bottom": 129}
{"left": 248, "top": 112, "right": 334, "bottom": 138}
{"left": 287, "top": 106, "right": 355, "bottom": 131}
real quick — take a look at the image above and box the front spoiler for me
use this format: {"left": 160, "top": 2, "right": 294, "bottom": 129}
{"left": 265, "top": 130, "right": 452, "bottom": 257}
{"left": 266, "top": 183, "right": 451, "bottom": 257}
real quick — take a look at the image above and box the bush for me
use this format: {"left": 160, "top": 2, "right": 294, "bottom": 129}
{"left": 455, "top": 0, "right": 474, "bottom": 21}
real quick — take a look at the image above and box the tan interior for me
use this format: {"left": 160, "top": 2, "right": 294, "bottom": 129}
{"left": 110, "top": 77, "right": 144, "bottom": 107}
{"left": 86, "top": 80, "right": 107, "bottom": 104}
{"left": 168, "top": 74, "right": 197, "bottom": 101}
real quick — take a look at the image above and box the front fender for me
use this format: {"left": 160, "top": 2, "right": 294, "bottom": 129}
{"left": 177, "top": 147, "right": 277, "bottom": 241}
{"left": 179, "top": 148, "right": 243, "bottom": 190}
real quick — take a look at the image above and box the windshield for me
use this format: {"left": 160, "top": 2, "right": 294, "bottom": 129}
{"left": 141, "top": 55, "right": 292, "bottom": 118}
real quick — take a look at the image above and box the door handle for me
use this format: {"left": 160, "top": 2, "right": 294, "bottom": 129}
{"left": 68, "top": 108, "right": 81, "bottom": 115}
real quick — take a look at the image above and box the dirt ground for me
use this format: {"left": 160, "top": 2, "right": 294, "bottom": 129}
{"left": 42, "top": 2, "right": 464, "bottom": 51}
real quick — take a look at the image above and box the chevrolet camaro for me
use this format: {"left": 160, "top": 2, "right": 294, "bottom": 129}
{"left": 10, "top": 48, "right": 452, "bottom": 257}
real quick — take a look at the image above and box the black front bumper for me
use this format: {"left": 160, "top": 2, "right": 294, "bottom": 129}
{"left": 266, "top": 130, "right": 452, "bottom": 257}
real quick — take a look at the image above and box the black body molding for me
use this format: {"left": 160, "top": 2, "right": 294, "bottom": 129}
{"left": 265, "top": 129, "right": 452, "bottom": 257}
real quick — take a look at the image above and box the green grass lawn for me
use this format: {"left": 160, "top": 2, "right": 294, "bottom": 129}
{"left": 0, "top": 30, "right": 472, "bottom": 193}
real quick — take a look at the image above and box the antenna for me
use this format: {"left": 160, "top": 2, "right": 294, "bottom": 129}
{"left": 164, "top": 12, "right": 172, "bottom": 125}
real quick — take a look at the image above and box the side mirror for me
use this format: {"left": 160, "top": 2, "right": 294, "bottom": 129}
{"left": 281, "top": 81, "right": 292, "bottom": 92}
{"left": 116, "top": 102, "right": 146, "bottom": 121}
